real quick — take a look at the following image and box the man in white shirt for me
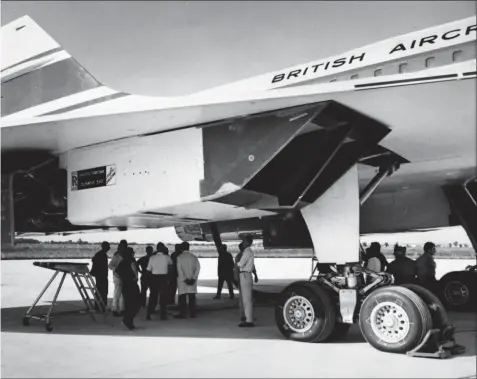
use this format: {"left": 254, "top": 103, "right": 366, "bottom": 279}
{"left": 237, "top": 234, "right": 255, "bottom": 327}
{"left": 146, "top": 242, "right": 173, "bottom": 320}
{"left": 175, "top": 242, "right": 201, "bottom": 318}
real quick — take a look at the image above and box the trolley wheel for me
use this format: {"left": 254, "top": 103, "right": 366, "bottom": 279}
{"left": 45, "top": 323, "right": 53, "bottom": 332}
{"left": 275, "top": 281, "right": 336, "bottom": 343}
{"left": 328, "top": 323, "right": 352, "bottom": 341}
{"left": 22, "top": 316, "right": 30, "bottom": 326}
{"left": 359, "top": 286, "right": 432, "bottom": 354}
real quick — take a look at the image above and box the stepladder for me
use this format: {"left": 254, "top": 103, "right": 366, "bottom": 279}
{"left": 22, "top": 261, "right": 108, "bottom": 332}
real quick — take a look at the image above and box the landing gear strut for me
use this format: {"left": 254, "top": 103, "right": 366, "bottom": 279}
{"left": 275, "top": 162, "right": 464, "bottom": 358}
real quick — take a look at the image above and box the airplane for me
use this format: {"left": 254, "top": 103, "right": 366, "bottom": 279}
{"left": 1, "top": 14, "right": 476, "bottom": 356}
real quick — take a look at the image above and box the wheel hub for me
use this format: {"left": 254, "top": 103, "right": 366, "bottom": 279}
{"left": 283, "top": 295, "right": 315, "bottom": 333}
{"left": 370, "top": 301, "right": 410, "bottom": 344}
{"left": 444, "top": 281, "right": 469, "bottom": 306}
{"left": 294, "top": 309, "right": 305, "bottom": 320}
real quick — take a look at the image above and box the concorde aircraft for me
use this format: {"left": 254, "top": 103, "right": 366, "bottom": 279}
{"left": 1, "top": 15, "right": 476, "bottom": 356}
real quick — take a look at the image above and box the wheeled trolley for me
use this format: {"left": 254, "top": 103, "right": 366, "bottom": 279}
{"left": 22, "top": 261, "right": 108, "bottom": 332}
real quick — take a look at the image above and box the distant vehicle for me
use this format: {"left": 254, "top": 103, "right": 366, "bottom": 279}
{"left": 438, "top": 264, "right": 476, "bottom": 311}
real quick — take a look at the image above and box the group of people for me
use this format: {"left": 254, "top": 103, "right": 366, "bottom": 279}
{"left": 90, "top": 239, "right": 201, "bottom": 330}
{"left": 363, "top": 241, "right": 438, "bottom": 291}
{"left": 90, "top": 234, "right": 259, "bottom": 330}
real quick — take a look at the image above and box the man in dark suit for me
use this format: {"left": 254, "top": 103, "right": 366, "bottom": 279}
{"left": 91, "top": 241, "right": 110, "bottom": 311}
{"left": 214, "top": 244, "right": 235, "bottom": 299}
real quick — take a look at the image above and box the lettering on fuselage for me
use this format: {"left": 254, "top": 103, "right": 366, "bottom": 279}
{"left": 271, "top": 53, "right": 366, "bottom": 84}
{"left": 71, "top": 164, "right": 116, "bottom": 191}
{"left": 389, "top": 24, "right": 476, "bottom": 54}
{"left": 270, "top": 23, "right": 476, "bottom": 85}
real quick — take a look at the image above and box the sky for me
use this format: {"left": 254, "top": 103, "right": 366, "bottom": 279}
{"left": 2, "top": 1, "right": 475, "bottom": 244}
{"left": 2, "top": 1, "right": 475, "bottom": 96}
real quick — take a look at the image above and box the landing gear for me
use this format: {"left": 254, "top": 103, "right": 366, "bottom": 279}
{"left": 271, "top": 151, "right": 465, "bottom": 357}
{"left": 275, "top": 282, "right": 336, "bottom": 343}
{"left": 274, "top": 268, "right": 463, "bottom": 358}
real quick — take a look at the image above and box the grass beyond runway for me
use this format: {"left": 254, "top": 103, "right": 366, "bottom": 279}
{"left": 2, "top": 242, "right": 475, "bottom": 260}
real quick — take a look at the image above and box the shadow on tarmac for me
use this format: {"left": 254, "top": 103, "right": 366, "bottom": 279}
{"left": 1, "top": 284, "right": 367, "bottom": 344}
{"left": 1, "top": 281, "right": 475, "bottom": 360}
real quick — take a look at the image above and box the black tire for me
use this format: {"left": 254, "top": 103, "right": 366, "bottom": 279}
{"left": 45, "top": 323, "right": 53, "bottom": 332}
{"left": 328, "top": 323, "right": 351, "bottom": 341}
{"left": 359, "top": 286, "right": 433, "bottom": 354}
{"left": 275, "top": 281, "right": 336, "bottom": 343}
{"left": 22, "top": 317, "right": 30, "bottom": 326}
{"left": 400, "top": 283, "right": 449, "bottom": 330}
{"left": 439, "top": 272, "right": 476, "bottom": 312}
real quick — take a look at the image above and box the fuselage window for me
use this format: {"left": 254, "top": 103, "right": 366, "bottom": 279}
{"left": 399, "top": 63, "right": 408, "bottom": 74}
{"left": 452, "top": 50, "right": 463, "bottom": 62}
{"left": 425, "top": 56, "right": 435, "bottom": 68}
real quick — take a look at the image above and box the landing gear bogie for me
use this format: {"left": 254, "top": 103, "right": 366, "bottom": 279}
{"left": 274, "top": 269, "right": 458, "bottom": 358}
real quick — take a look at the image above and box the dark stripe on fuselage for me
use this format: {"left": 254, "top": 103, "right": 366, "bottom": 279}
{"left": 1, "top": 47, "right": 63, "bottom": 72}
{"left": 1, "top": 57, "right": 101, "bottom": 117}
{"left": 462, "top": 71, "right": 477, "bottom": 76}
{"left": 354, "top": 74, "right": 458, "bottom": 89}
{"left": 40, "top": 92, "right": 129, "bottom": 116}
{"left": 143, "top": 212, "right": 175, "bottom": 216}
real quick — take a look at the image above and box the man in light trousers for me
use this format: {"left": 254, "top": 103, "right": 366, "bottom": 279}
{"left": 237, "top": 234, "right": 256, "bottom": 327}
{"left": 235, "top": 242, "right": 258, "bottom": 322}
{"left": 108, "top": 240, "right": 127, "bottom": 316}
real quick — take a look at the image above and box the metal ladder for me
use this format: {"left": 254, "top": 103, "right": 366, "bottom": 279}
{"left": 71, "top": 271, "right": 108, "bottom": 320}
{"left": 23, "top": 262, "right": 108, "bottom": 332}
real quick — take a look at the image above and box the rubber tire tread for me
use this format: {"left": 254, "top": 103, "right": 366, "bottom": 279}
{"left": 359, "top": 286, "right": 432, "bottom": 354}
{"left": 400, "top": 283, "right": 448, "bottom": 329}
{"left": 275, "top": 281, "right": 336, "bottom": 343}
{"left": 387, "top": 286, "right": 433, "bottom": 345}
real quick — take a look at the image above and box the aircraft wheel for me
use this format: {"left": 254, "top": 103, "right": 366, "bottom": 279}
{"left": 400, "top": 283, "right": 449, "bottom": 329}
{"left": 22, "top": 316, "right": 30, "bottom": 326}
{"left": 439, "top": 272, "right": 476, "bottom": 312}
{"left": 359, "top": 286, "right": 432, "bottom": 354}
{"left": 45, "top": 323, "right": 53, "bottom": 332}
{"left": 275, "top": 281, "right": 336, "bottom": 343}
{"left": 327, "top": 323, "right": 352, "bottom": 341}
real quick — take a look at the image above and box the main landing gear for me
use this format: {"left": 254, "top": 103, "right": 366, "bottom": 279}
{"left": 275, "top": 263, "right": 464, "bottom": 358}
{"left": 275, "top": 162, "right": 464, "bottom": 358}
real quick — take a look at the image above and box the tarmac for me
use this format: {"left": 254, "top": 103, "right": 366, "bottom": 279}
{"left": 1, "top": 259, "right": 476, "bottom": 378}
{"left": 1, "top": 283, "right": 476, "bottom": 377}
